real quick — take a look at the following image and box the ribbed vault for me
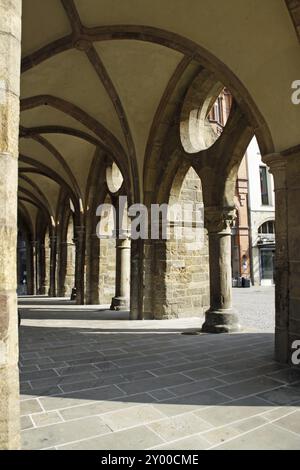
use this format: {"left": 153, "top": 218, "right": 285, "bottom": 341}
{"left": 19, "top": 0, "right": 300, "bottom": 242}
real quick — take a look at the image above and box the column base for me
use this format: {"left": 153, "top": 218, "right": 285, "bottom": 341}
{"left": 201, "top": 308, "right": 241, "bottom": 333}
{"left": 110, "top": 296, "right": 129, "bottom": 311}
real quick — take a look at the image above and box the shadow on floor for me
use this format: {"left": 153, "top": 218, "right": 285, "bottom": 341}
{"left": 19, "top": 309, "right": 130, "bottom": 321}
{"left": 18, "top": 323, "right": 300, "bottom": 408}
{"left": 18, "top": 296, "right": 129, "bottom": 320}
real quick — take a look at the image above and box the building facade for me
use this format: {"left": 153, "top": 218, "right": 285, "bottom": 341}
{"left": 209, "top": 95, "right": 276, "bottom": 287}
{"left": 232, "top": 156, "right": 251, "bottom": 284}
{"left": 246, "top": 137, "right": 276, "bottom": 285}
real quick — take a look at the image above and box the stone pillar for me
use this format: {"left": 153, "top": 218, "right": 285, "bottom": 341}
{"left": 129, "top": 238, "right": 143, "bottom": 320}
{"left": 65, "top": 241, "right": 76, "bottom": 297}
{"left": 44, "top": 240, "right": 51, "bottom": 295}
{"left": 202, "top": 206, "right": 240, "bottom": 333}
{"left": 26, "top": 239, "right": 34, "bottom": 295}
{"left": 39, "top": 243, "right": 47, "bottom": 295}
{"left": 35, "top": 241, "right": 40, "bottom": 294}
{"left": 263, "top": 154, "right": 288, "bottom": 363}
{"left": 57, "top": 241, "right": 67, "bottom": 297}
{"left": 75, "top": 226, "right": 86, "bottom": 305}
{"left": 31, "top": 241, "right": 39, "bottom": 295}
{"left": 0, "top": 0, "right": 22, "bottom": 449}
{"left": 286, "top": 150, "right": 300, "bottom": 365}
{"left": 49, "top": 235, "right": 57, "bottom": 297}
{"left": 110, "top": 231, "right": 131, "bottom": 310}
{"left": 86, "top": 233, "right": 100, "bottom": 304}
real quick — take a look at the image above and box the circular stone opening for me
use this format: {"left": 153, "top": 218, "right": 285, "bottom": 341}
{"left": 106, "top": 162, "right": 124, "bottom": 194}
{"left": 180, "top": 86, "right": 232, "bottom": 153}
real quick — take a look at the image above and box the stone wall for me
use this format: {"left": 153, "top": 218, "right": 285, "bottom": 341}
{"left": 64, "top": 218, "right": 75, "bottom": 297}
{"left": 98, "top": 196, "right": 116, "bottom": 304}
{"left": 44, "top": 231, "right": 50, "bottom": 295}
{"left": 150, "top": 167, "right": 210, "bottom": 319}
{"left": 99, "top": 237, "right": 116, "bottom": 304}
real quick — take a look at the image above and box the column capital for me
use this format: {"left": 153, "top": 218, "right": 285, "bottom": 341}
{"left": 204, "top": 206, "right": 236, "bottom": 234}
{"left": 262, "top": 153, "right": 287, "bottom": 173}
{"left": 262, "top": 153, "right": 287, "bottom": 190}
{"left": 113, "top": 228, "right": 131, "bottom": 240}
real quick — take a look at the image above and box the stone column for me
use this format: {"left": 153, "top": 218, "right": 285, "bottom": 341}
{"left": 31, "top": 241, "right": 39, "bottom": 295}
{"left": 129, "top": 238, "right": 143, "bottom": 320}
{"left": 110, "top": 231, "right": 131, "bottom": 310}
{"left": 286, "top": 150, "right": 300, "bottom": 364}
{"left": 0, "top": 0, "right": 22, "bottom": 449}
{"left": 202, "top": 206, "right": 240, "bottom": 333}
{"left": 26, "top": 239, "right": 34, "bottom": 295}
{"left": 44, "top": 241, "right": 51, "bottom": 295}
{"left": 55, "top": 235, "right": 61, "bottom": 296}
{"left": 35, "top": 241, "right": 40, "bottom": 294}
{"left": 49, "top": 235, "right": 57, "bottom": 297}
{"left": 75, "top": 226, "right": 86, "bottom": 305}
{"left": 57, "top": 241, "right": 67, "bottom": 297}
{"left": 65, "top": 241, "right": 76, "bottom": 297}
{"left": 86, "top": 233, "right": 100, "bottom": 304}
{"left": 263, "top": 153, "right": 288, "bottom": 363}
{"left": 38, "top": 243, "right": 47, "bottom": 295}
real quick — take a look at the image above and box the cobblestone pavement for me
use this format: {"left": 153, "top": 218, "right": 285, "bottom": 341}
{"left": 233, "top": 286, "right": 275, "bottom": 332}
{"left": 18, "top": 291, "right": 300, "bottom": 450}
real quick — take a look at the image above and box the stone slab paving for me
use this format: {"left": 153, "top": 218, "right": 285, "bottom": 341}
{"left": 18, "top": 292, "right": 300, "bottom": 450}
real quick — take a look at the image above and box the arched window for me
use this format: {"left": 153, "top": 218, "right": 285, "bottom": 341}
{"left": 258, "top": 221, "right": 275, "bottom": 235}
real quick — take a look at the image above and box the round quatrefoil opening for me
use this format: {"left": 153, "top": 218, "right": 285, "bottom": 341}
{"left": 106, "top": 162, "right": 124, "bottom": 194}
{"left": 180, "top": 79, "right": 232, "bottom": 153}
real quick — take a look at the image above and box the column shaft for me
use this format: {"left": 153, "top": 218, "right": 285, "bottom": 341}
{"left": 263, "top": 154, "right": 288, "bottom": 362}
{"left": 49, "top": 235, "right": 57, "bottom": 297}
{"left": 44, "top": 241, "right": 51, "bottom": 295}
{"left": 65, "top": 242, "right": 76, "bottom": 298}
{"left": 209, "top": 231, "right": 233, "bottom": 310}
{"left": 0, "top": 0, "right": 22, "bottom": 449}
{"left": 86, "top": 233, "right": 100, "bottom": 304}
{"left": 39, "top": 243, "right": 47, "bottom": 295}
{"left": 110, "top": 234, "right": 131, "bottom": 310}
{"left": 31, "top": 241, "right": 39, "bottom": 295}
{"left": 202, "top": 207, "right": 240, "bottom": 333}
{"left": 26, "top": 240, "right": 34, "bottom": 295}
{"left": 75, "top": 226, "right": 86, "bottom": 305}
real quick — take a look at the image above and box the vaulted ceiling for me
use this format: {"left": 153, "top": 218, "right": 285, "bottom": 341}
{"left": 19, "top": 0, "right": 300, "bottom": 236}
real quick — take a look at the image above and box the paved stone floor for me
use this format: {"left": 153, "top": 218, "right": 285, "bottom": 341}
{"left": 18, "top": 289, "right": 300, "bottom": 450}
{"left": 233, "top": 286, "right": 275, "bottom": 332}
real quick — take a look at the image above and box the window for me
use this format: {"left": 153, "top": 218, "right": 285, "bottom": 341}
{"left": 211, "top": 97, "right": 224, "bottom": 125}
{"left": 217, "top": 97, "right": 224, "bottom": 125}
{"left": 212, "top": 101, "right": 220, "bottom": 123}
{"left": 258, "top": 221, "right": 275, "bottom": 235}
{"left": 260, "top": 248, "right": 275, "bottom": 282}
{"left": 259, "top": 166, "right": 269, "bottom": 205}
